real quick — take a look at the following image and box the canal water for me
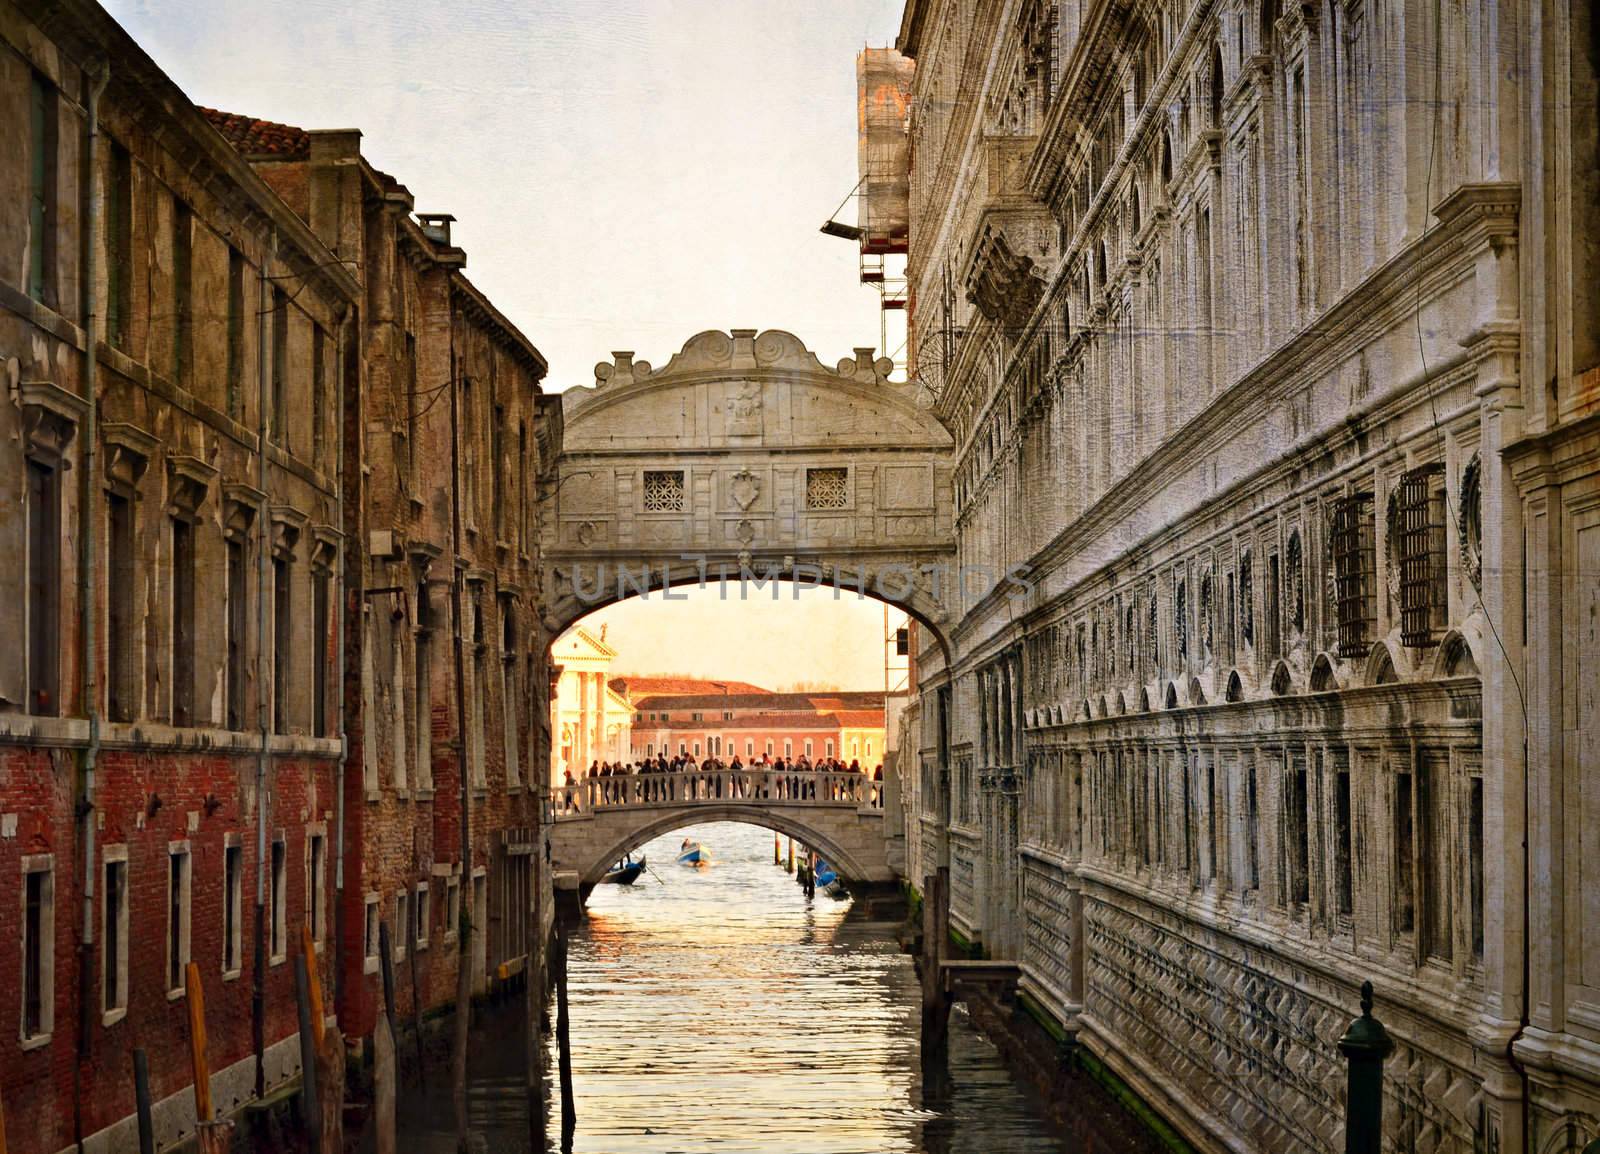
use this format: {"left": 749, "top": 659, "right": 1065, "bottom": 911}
{"left": 395, "top": 821, "right": 1160, "bottom": 1153}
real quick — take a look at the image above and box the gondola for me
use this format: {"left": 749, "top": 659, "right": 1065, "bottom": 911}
{"left": 601, "top": 853, "right": 646, "bottom": 885}
{"left": 813, "top": 858, "right": 849, "bottom": 899}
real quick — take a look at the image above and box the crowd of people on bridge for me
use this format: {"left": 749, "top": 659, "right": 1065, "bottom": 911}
{"left": 558, "top": 754, "right": 884, "bottom": 812}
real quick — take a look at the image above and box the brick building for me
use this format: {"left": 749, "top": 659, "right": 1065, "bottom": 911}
{"left": 628, "top": 690, "right": 886, "bottom": 767}
{"left": 201, "top": 111, "right": 562, "bottom": 1047}
{"left": 0, "top": 0, "right": 355, "bottom": 1148}
{"left": 0, "top": 1, "right": 560, "bottom": 1149}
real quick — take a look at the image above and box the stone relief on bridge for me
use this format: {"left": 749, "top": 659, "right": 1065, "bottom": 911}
{"left": 541, "top": 329, "right": 958, "bottom": 641}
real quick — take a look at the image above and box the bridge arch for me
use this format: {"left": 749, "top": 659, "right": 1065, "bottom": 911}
{"left": 538, "top": 328, "right": 960, "bottom": 663}
{"left": 575, "top": 806, "right": 879, "bottom": 888}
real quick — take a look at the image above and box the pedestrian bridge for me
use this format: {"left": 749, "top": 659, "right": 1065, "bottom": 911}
{"left": 549, "top": 769, "right": 893, "bottom": 896}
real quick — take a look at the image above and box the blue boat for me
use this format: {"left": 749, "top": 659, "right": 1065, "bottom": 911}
{"left": 602, "top": 853, "right": 645, "bottom": 885}
{"left": 677, "top": 839, "right": 712, "bottom": 867}
{"left": 813, "top": 858, "right": 848, "bottom": 898}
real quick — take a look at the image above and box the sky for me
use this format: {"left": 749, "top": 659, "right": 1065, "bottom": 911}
{"left": 571, "top": 585, "right": 908, "bottom": 691}
{"left": 107, "top": 0, "right": 912, "bottom": 689}
{"left": 106, "top": 0, "right": 906, "bottom": 388}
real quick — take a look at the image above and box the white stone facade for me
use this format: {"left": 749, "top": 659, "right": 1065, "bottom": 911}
{"left": 890, "top": 1, "right": 1600, "bottom": 1152}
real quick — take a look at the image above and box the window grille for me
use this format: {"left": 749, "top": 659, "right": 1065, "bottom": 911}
{"left": 1397, "top": 465, "right": 1447, "bottom": 647}
{"left": 1331, "top": 495, "right": 1376, "bottom": 658}
{"left": 1286, "top": 531, "right": 1305, "bottom": 635}
{"left": 641, "top": 470, "right": 684, "bottom": 512}
{"left": 1174, "top": 577, "right": 1188, "bottom": 661}
{"left": 805, "top": 467, "right": 849, "bottom": 509}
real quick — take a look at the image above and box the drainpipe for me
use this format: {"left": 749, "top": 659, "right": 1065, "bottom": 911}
{"left": 75, "top": 58, "right": 111, "bottom": 1153}
{"left": 332, "top": 307, "right": 350, "bottom": 1018}
{"left": 253, "top": 228, "right": 278, "bottom": 1098}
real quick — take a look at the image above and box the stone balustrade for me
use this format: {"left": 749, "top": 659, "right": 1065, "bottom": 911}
{"left": 553, "top": 769, "right": 884, "bottom": 817}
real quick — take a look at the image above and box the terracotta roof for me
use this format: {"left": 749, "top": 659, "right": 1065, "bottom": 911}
{"left": 201, "top": 107, "right": 310, "bottom": 159}
{"left": 648, "top": 711, "right": 872, "bottom": 731}
{"left": 611, "top": 676, "right": 770, "bottom": 699}
{"left": 830, "top": 710, "right": 888, "bottom": 727}
{"left": 631, "top": 690, "right": 884, "bottom": 712}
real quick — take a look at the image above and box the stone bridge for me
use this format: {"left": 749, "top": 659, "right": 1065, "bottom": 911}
{"left": 549, "top": 769, "right": 894, "bottom": 901}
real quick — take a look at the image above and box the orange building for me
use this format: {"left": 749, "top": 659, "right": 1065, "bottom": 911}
{"left": 627, "top": 690, "right": 886, "bottom": 767}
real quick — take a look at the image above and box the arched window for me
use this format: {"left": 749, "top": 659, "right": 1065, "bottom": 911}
{"left": 1097, "top": 241, "right": 1109, "bottom": 288}
{"left": 1160, "top": 130, "right": 1174, "bottom": 187}
{"left": 1259, "top": 0, "right": 1281, "bottom": 55}
{"left": 1130, "top": 185, "right": 1142, "bottom": 236}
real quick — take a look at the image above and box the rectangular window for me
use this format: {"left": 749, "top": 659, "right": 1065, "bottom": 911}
{"left": 1286, "top": 756, "right": 1310, "bottom": 906}
{"left": 414, "top": 583, "right": 432, "bottom": 791}
{"left": 223, "top": 844, "right": 243, "bottom": 974}
{"left": 1469, "top": 774, "right": 1484, "bottom": 961}
{"left": 173, "top": 200, "right": 192, "bottom": 384}
{"left": 22, "top": 859, "right": 53, "bottom": 1040}
{"left": 364, "top": 897, "right": 380, "bottom": 973}
{"left": 311, "top": 327, "right": 326, "bottom": 467}
{"left": 313, "top": 570, "right": 329, "bottom": 737}
{"left": 445, "top": 877, "right": 461, "bottom": 944}
{"left": 492, "top": 404, "right": 506, "bottom": 538}
{"left": 1332, "top": 494, "right": 1376, "bottom": 658}
{"left": 28, "top": 71, "right": 58, "bottom": 307}
{"left": 826, "top": 739, "right": 834, "bottom": 758}
{"left": 271, "top": 287, "right": 289, "bottom": 446}
{"left": 805, "top": 467, "right": 850, "bottom": 509}
{"left": 1245, "top": 760, "right": 1260, "bottom": 892}
{"left": 227, "top": 248, "right": 246, "bottom": 418}
{"left": 1397, "top": 465, "right": 1448, "bottom": 648}
{"left": 1335, "top": 759, "right": 1354, "bottom": 918}
{"left": 641, "top": 470, "right": 685, "bottom": 512}
{"left": 784, "top": 740, "right": 793, "bottom": 759}
{"left": 273, "top": 557, "right": 291, "bottom": 733}
{"left": 270, "top": 838, "right": 287, "bottom": 962}
{"left": 405, "top": 331, "right": 418, "bottom": 482}
{"left": 103, "top": 854, "right": 129, "bottom": 1016}
{"left": 414, "top": 883, "right": 430, "bottom": 950}
{"left": 745, "top": 740, "right": 753, "bottom": 757}
{"left": 1264, "top": 552, "right": 1282, "bottom": 658}
{"left": 108, "top": 140, "right": 133, "bottom": 349}
{"left": 1181, "top": 757, "right": 1194, "bottom": 878}
{"left": 227, "top": 539, "right": 248, "bottom": 730}
{"left": 27, "top": 459, "right": 60, "bottom": 716}
{"left": 108, "top": 492, "right": 137, "bottom": 722}
{"left": 1393, "top": 770, "right": 1415, "bottom": 935}
{"left": 168, "top": 847, "right": 191, "bottom": 995}
{"left": 1419, "top": 753, "right": 1452, "bottom": 962}
{"left": 804, "top": 739, "right": 813, "bottom": 758}
{"left": 395, "top": 892, "right": 410, "bottom": 962}
{"left": 171, "top": 517, "right": 195, "bottom": 726}
{"left": 1205, "top": 759, "right": 1219, "bottom": 885}
{"left": 308, "top": 833, "right": 327, "bottom": 944}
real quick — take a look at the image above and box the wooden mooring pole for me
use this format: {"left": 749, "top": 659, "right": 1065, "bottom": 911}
{"left": 555, "top": 923, "right": 576, "bottom": 1147}
{"left": 131, "top": 1048, "right": 155, "bottom": 1154}
{"left": 185, "top": 962, "right": 230, "bottom": 1154}
{"left": 920, "top": 867, "right": 952, "bottom": 1070}
{"left": 293, "top": 952, "right": 323, "bottom": 1154}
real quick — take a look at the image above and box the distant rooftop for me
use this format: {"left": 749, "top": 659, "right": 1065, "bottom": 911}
{"left": 201, "top": 107, "right": 310, "bottom": 159}
{"left": 611, "top": 676, "right": 770, "bottom": 698}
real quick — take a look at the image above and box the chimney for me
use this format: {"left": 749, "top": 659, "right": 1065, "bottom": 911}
{"left": 416, "top": 212, "right": 456, "bottom": 246}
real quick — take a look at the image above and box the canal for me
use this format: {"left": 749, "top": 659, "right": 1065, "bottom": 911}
{"left": 396, "top": 821, "right": 1163, "bottom": 1152}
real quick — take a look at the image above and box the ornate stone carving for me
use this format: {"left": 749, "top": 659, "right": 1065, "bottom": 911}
{"left": 166, "top": 454, "right": 218, "bottom": 517}
{"left": 729, "top": 469, "right": 760, "bottom": 511}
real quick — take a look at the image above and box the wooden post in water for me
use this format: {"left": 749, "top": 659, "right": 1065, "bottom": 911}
{"left": 786, "top": 838, "right": 793, "bottom": 872}
{"left": 920, "top": 868, "right": 952, "bottom": 1070}
{"left": 132, "top": 1049, "right": 155, "bottom": 1154}
{"left": 555, "top": 924, "right": 576, "bottom": 1147}
{"left": 373, "top": 1010, "right": 398, "bottom": 1154}
{"left": 293, "top": 952, "right": 323, "bottom": 1154}
{"left": 774, "top": 832, "right": 780, "bottom": 864}
{"left": 184, "top": 963, "right": 228, "bottom": 1154}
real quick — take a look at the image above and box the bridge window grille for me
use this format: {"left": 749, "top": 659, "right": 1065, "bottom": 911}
{"left": 1396, "top": 465, "right": 1447, "bottom": 647}
{"left": 805, "top": 467, "right": 849, "bottom": 510}
{"left": 641, "top": 470, "right": 684, "bottom": 512}
{"left": 1331, "top": 494, "right": 1376, "bottom": 658}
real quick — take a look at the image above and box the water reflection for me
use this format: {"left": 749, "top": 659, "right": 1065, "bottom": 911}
{"left": 396, "top": 821, "right": 1155, "bottom": 1153}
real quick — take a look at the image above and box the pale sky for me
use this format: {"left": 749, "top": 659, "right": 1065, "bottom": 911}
{"left": 109, "top": 0, "right": 914, "bottom": 687}
{"left": 572, "top": 585, "right": 908, "bottom": 691}
{"left": 106, "top": 0, "right": 906, "bottom": 386}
